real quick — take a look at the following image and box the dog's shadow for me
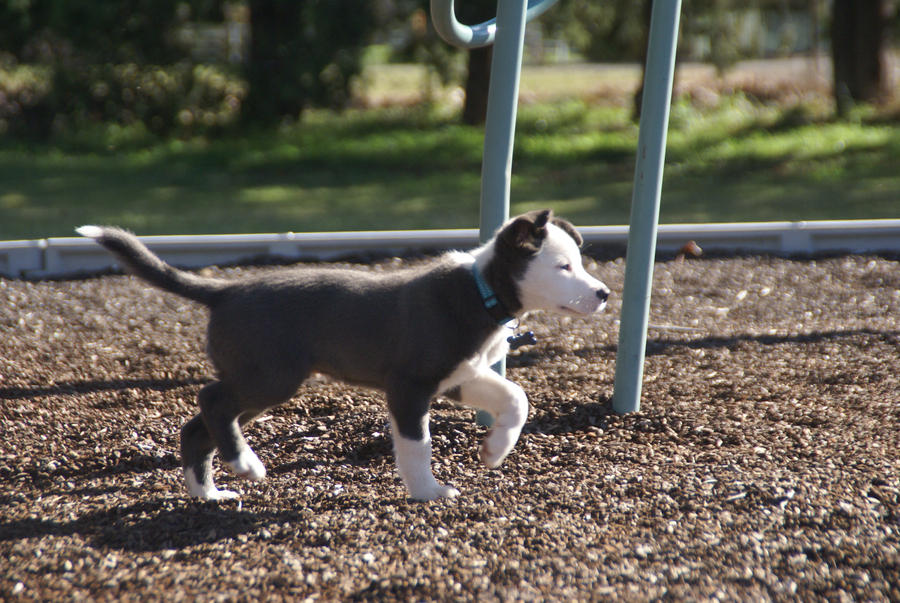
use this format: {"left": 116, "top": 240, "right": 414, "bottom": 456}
{"left": 0, "top": 397, "right": 623, "bottom": 555}
{"left": 0, "top": 377, "right": 208, "bottom": 401}
{"left": 90, "top": 501, "right": 266, "bottom": 551}
{"left": 525, "top": 399, "right": 615, "bottom": 436}
{"left": 0, "top": 495, "right": 321, "bottom": 552}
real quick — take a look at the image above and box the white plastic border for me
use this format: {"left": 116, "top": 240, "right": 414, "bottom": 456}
{"left": 0, "top": 219, "right": 898, "bottom": 279}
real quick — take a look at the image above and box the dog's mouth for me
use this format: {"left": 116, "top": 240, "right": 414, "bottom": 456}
{"left": 558, "top": 302, "right": 605, "bottom": 316}
{"left": 557, "top": 300, "right": 606, "bottom": 316}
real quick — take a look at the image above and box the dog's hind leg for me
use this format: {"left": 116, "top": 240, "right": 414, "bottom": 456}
{"left": 457, "top": 370, "right": 529, "bottom": 468}
{"left": 180, "top": 380, "right": 283, "bottom": 500}
{"left": 197, "top": 381, "right": 268, "bottom": 483}
{"left": 387, "top": 382, "right": 459, "bottom": 501}
{"left": 181, "top": 413, "right": 240, "bottom": 501}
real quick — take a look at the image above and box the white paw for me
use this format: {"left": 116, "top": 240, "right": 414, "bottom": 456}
{"left": 185, "top": 467, "right": 241, "bottom": 501}
{"left": 227, "top": 449, "right": 266, "bottom": 481}
{"left": 200, "top": 488, "right": 241, "bottom": 501}
{"left": 408, "top": 483, "right": 461, "bottom": 501}
{"left": 479, "top": 428, "right": 518, "bottom": 468}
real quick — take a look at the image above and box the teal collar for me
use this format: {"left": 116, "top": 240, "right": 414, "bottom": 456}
{"left": 470, "top": 263, "right": 514, "bottom": 325}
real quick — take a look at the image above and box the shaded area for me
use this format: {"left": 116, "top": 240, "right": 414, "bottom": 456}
{"left": 0, "top": 377, "right": 209, "bottom": 401}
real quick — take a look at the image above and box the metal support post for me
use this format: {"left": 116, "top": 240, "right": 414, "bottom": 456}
{"left": 430, "top": 0, "right": 557, "bottom": 426}
{"left": 611, "top": 0, "right": 682, "bottom": 414}
{"left": 473, "top": 0, "right": 529, "bottom": 426}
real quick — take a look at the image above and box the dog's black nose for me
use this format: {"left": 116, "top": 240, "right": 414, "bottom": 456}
{"left": 596, "top": 289, "right": 609, "bottom": 302}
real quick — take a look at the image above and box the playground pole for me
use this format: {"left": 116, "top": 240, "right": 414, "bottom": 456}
{"left": 429, "top": 0, "right": 557, "bottom": 426}
{"left": 611, "top": 0, "right": 682, "bottom": 414}
{"left": 474, "top": 0, "right": 529, "bottom": 426}
{"left": 478, "top": 0, "right": 527, "bottom": 246}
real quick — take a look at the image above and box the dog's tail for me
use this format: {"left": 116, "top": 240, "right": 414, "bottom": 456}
{"left": 77, "top": 226, "right": 226, "bottom": 306}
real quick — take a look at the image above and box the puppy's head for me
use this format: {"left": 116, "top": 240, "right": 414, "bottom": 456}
{"left": 497, "top": 209, "right": 610, "bottom": 315}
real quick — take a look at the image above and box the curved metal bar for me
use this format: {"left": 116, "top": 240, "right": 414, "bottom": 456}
{"left": 430, "top": 0, "right": 558, "bottom": 48}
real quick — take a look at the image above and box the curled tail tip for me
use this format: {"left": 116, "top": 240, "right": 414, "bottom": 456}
{"left": 76, "top": 225, "right": 104, "bottom": 239}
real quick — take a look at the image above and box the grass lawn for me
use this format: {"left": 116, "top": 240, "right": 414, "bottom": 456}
{"left": 1, "top": 65, "right": 898, "bottom": 241}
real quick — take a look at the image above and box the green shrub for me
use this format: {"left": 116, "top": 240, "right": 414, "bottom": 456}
{"left": 0, "top": 62, "right": 246, "bottom": 139}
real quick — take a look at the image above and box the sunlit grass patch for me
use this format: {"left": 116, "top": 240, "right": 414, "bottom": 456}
{"left": 1, "top": 96, "right": 897, "bottom": 240}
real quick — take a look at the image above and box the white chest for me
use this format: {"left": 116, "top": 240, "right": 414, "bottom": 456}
{"left": 437, "top": 327, "right": 510, "bottom": 394}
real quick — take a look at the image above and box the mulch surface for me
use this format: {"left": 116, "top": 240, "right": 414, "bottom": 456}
{"left": 2, "top": 253, "right": 899, "bottom": 601}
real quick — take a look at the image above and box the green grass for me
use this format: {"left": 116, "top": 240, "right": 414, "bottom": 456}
{"left": 1, "top": 94, "right": 898, "bottom": 241}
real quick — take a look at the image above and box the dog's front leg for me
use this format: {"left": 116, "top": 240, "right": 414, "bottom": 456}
{"left": 459, "top": 370, "right": 529, "bottom": 468}
{"left": 387, "top": 384, "right": 459, "bottom": 501}
{"left": 389, "top": 415, "right": 459, "bottom": 501}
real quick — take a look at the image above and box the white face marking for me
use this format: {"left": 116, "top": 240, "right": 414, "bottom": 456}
{"left": 518, "top": 223, "right": 610, "bottom": 315}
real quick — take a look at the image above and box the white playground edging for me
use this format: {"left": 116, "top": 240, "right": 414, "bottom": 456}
{"left": 1, "top": 219, "right": 898, "bottom": 279}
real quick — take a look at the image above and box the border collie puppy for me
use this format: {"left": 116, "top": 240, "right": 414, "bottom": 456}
{"left": 78, "top": 210, "right": 609, "bottom": 501}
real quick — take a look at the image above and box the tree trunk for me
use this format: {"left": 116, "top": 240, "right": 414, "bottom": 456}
{"left": 831, "top": 0, "right": 887, "bottom": 115}
{"left": 462, "top": 45, "right": 492, "bottom": 125}
{"left": 632, "top": 0, "right": 682, "bottom": 123}
{"left": 243, "top": 0, "right": 307, "bottom": 125}
{"left": 459, "top": 0, "right": 498, "bottom": 126}
{"left": 631, "top": 0, "right": 654, "bottom": 122}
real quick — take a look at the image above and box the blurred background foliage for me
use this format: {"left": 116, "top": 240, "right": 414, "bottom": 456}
{"left": 0, "top": 1, "right": 897, "bottom": 238}
{"left": 0, "top": 0, "right": 896, "bottom": 139}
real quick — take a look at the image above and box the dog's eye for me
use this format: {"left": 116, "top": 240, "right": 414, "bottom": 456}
{"left": 559, "top": 263, "right": 573, "bottom": 272}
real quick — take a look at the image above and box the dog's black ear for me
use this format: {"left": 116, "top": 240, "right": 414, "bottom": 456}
{"left": 552, "top": 217, "right": 583, "bottom": 247}
{"left": 532, "top": 209, "right": 551, "bottom": 229}
{"left": 502, "top": 209, "right": 552, "bottom": 254}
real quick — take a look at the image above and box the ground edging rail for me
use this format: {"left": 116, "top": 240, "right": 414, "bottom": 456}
{"left": 1, "top": 219, "right": 898, "bottom": 279}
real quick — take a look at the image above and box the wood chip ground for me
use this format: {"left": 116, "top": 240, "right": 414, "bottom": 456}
{"left": 2, "top": 254, "right": 899, "bottom": 600}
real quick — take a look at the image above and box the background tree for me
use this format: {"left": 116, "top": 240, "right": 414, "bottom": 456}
{"left": 389, "top": 0, "right": 495, "bottom": 125}
{"left": 457, "top": 0, "right": 497, "bottom": 126}
{"left": 0, "top": 0, "right": 378, "bottom": 134}
{"left": 631, "top": 0, "right": 655, "bottom": 123}
{"left": 242, "top": 0, "right": 375, "bottom": 125}
{"left": 540, "top": 0, "right": 646, "bottom": 62}
{"left": 0, "top": 0, "right": 187, "bottom": 64}
{"left": 831, "top": 0, "right": 889, "bottom": 116}
{"left": 0, "top": 0, "right": 193, "bottom": 137}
